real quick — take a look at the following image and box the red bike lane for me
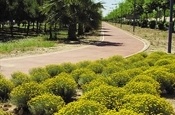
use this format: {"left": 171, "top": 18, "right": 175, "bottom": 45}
{"left": 0, "top": 22, "right": 148, "bottom": 78}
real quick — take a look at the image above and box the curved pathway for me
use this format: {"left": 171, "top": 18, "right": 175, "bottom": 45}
{"left": 0, "top": 22, "right": 148, "bottom": 78}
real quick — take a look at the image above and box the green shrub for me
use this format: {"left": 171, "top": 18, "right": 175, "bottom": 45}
{"left": 28, "top": 93, "right": 65, "bottom": 115}
{"left": 87, "top": 62, "right": 104, "bottom": 74}
{"left": 0, "top": 78, "right": 14, "bottom": 100}
{"left": 130, "top": 61, "right": 150, "bottom": 69}
{"left": 29, "top": 67, "right": 50, "bottom": 82}
{"left": 104, "top": 109, "right": 144, "bottom": 115}
{"left": 11, "top": 71, "right": 31, "bottom": 86}
{"left": 71, "top": 68, "right": 95, "bottom": 83}
{"left": 130, "top": 75, "right": 160, "bottom": 92}
{"left": 0, "top": 109, "right": 11, "bottom": 115}
{"left": 82, "top": 80, "right": 108, "bottom": 92}
{"left": 76, "top": 60, "right": 92, "bottom": 68}
{"left": 125, "top": 68, "right": 144, "bottom": 78}
{"left": 0, "top": 74, "right": 5, "bottom": 79}
{"left": 54, "top": 100, "right": 107, "bottom": 115}
{"left": 149, "top": 20, "right": 156, "bottom": 29}
{"left": 45, "top": 64, "right": 63, "bottom": 77}
{"left": 10, "top": 82, "right": 47, "bottom": 108}
{"left": 155, "top": 59, "right": 172, "bottom": 66}
{"left": 110, "top": 72, "right": 131, "bottom": 87}
{"left": 42, "top": 73, "right": 77, "bottom": 102}
{"left": 124, "top": 81, "right": 160, "bottom": 95}
{"left": 144, "top": 52, "right": 167, "bottom": 66}
{"left": 102, "top": 63, "right": 124, "bottom": 77}
{"left": 107, "top": 55, "right": 125, "bottom": 63}
{"left": 143, "top": 67, "right": 175, "bottom": 94}
{"left": 80, "top": 85, "right": 126, "bottom": 110}
{"left": 121, "top": 94, "right": 174, "bottom": 115}
{"left": 60, "top": 62, "right": 77, "bottom": 73}
{"left": 126, "top": 53, "right": 146, "bottom": 64}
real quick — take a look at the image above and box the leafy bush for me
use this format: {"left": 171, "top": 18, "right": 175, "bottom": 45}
{"left": 107, "top": 56, "right": 125, "bottom": 63}
{"left": 130, "top": 75, "right": 160, "bottom": 92}
{"left": 144, "top": 52, "right": 167, "bottom": 66}
{"left": 125, "top": 68, "right": 144, "bottom": 78}
{"left": 158, "top": 21, "right": 165, "bottom": 30}
{"left": 0, "top": 109, "right": 11, "bottom": 115}
{"left": 154, "top": 59, "right": 172, "bottom": 66}
{"left": 11, "top": 71, "right": 31, "bottom": 86}
{"left": 54, "top": 100, "right": 107, "bottom": 115}
{"left": 140, "top": 20, "right": 148, "bottom": 28}
{"left": 149, "top": 20, "right": 156, "bottom": 29}
{"left": 60, "top": 62, "right": 77, "bottom": 73}
{"left": 82, "top": 79, "right": 108, "bottom": 92}
{"left": 121, "top": 94, "right": 174, "bottom": 115}
{"left": 80, "top": 85, "right": 126, "bottom": 110}
{"left": 87, "top": 62, "right": 104, "bottom": 74}
{"left": 102, "top": 63, "right": 124, "bottom": 77}
{"left": 71, "top": 68, "right": 94, "bottom": 83}
{"left": 110, "top": 72, "right": 131, "bottom": 87}
{"left": 124, "top": 81, "right": 160, "bottom": 95}
{"left": 126, "top": 53, "right": 146, "bottom": 64}
{"left": 45, "top": 64, "right": 63, "bottom": 77}
{"left": 29, "top": 67, "right": 50, "bottom": 82}
{"left": 42, "top": 73, "right": 77, "bottom": 102}
{"left": 104, "top": 109, "right": 143, "bottom": 115}
{"left": 10, "top": 82, "right": 47, "bottom": 108}
{"left": 28, "top": 93, "right": 65, "bottom": 115}
{"left": 143, "top": 67, "right": 175, "bottom": 94}
{"left": 0, "top": 78, "right": 14, "bottom": 100}
{"left": 76, "top": 60, "right": 92, "bottom": 68}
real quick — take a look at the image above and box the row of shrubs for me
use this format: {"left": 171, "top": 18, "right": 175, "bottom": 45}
{"left": 114, "top": 20, "right": 170, "bottom": 31}
{"left": 0, "top": 51, "right": 175, "bottom": 114}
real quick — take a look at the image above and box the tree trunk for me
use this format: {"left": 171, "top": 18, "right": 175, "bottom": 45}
{"left": 49, "top": 25, "right": 52, "bottom": 40}
{"left": 68, "top": 23, "right": 77, "bottom": 41}
{"left": 36, "top": 21, "right": 39, "bottom": 34}
{"left": 78, "top": 23, "right": 84, "bottom": 36}
{"left": 44, "top": 23, "right": 47, "bottom": 33}
{"left": 10, "top": 20, "right": 14, "bottom": 37}
{"left": 27, "top": 20, "right": 30, "bottom": 36}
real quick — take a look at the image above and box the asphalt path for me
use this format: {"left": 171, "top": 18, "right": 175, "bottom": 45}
{"left": 0, "top": 22, "right": 148, "bottom": 78}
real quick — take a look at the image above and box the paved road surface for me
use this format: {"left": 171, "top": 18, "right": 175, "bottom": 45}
{"left": 0, "top": 22, "right": 148, "bottom": 78}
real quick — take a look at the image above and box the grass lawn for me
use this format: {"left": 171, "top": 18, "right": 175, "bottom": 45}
{"left": 111, "top": 23, "right": 175, "bottom": 53}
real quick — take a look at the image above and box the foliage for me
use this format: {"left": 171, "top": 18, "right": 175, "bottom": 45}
{"left": 11, "top": 71, "right": 31, "bottom": 86}
{"left": 28, "top": 94, "right": 65, "bottom": 115}
{"left": 104, "top": 109, "right": 144, "bottom": 115}
{"left": 109, "top": 72, "right": 131, "bottom": 87}
{"left": 121, "top": 94, "right": 174, "bottom": 115}
{"left": 71, "top": 68, "right": 96, "bottom": 86}
{"left": 154, "top": 59, "right": 172, "bottom": 66}
{"left": 143, "top": 67, "right": 175, "bottom": 94}
{"left": 124, "top": 81, "right": 160, "bottom": 95}
{"left": 45, "top": 64, "right": 63, "bottom": 77}
{"left": 0, "top": 109, "right": 11, "bottom": 115}
{"left": 29, "top": 67, "right": 50, "bottom": 82}
{"left": 80, "top": 85, "right": 126, "bottom": 110}
{"left": 76, "top": 60, "right": 92, "bottom": 68}
{"left": 87, "top": 62, "right": 104, "bottom": 74}
{"left": 10, "top": 82, "right": 47, "bottom": 108}
{"left": 149, "top": 20, "right": 156, "bottom": 29}
{"left": 42, "top": 73, "right": 77, "bottom": 102}
{"left": 54, "top": 100, "right": 107, "bottom": 115}
{"left": 60, "top": 62, "right": 77, "bottom": 73}
{"left": 0, "top": 78, "right": 14, "bottom": 100}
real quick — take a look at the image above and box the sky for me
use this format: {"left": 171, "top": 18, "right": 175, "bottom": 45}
{"left": 95, "top": 0, "right": 122, "bottom": 17}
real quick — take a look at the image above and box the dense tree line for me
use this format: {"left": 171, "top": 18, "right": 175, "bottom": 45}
{"left": 0, "top": 0, "right": 103, "bottom": 41}
{"left": 104, "top": 0, "right": 172, "bottom": 30}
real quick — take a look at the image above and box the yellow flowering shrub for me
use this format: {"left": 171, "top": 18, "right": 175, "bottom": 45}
{"left": 28, "top": 93, "right": 65, "bottom": 115}
{"left": 54, "top": 100, "right": 107, "bottom": 115}
{"left": 80, "top": 85, "right": 126, "bottom": 110}
{"left": 10, "top": 82, "right": 47, "bottom": 108}
{"left": 87, "top": 62, "right": 104, "bottom": 74}
{"left": 121, "top": 94, "right": 174, "bottom": 115}
{"left": 45, "top": 64, "right": 63, "bottom": 77}
{"left": 11, "top": 71, "right": 31, "bottom": 86}
{"left": 42, "top": 73, "right": 77, "bottom": 102}
{"left": 29, "top": 67, "right": 50, "bottom": 82}
{"left": 60, "top": 62, "right": 77, "bottom": 73}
